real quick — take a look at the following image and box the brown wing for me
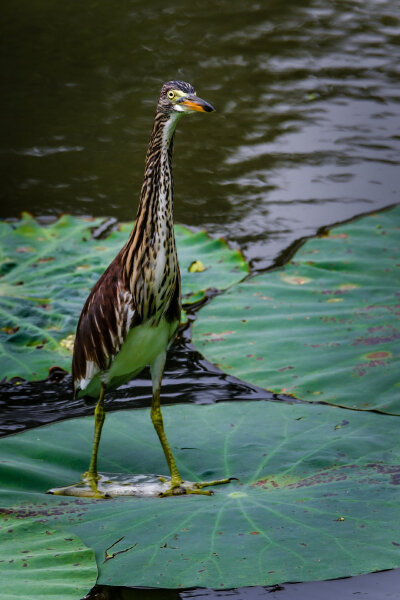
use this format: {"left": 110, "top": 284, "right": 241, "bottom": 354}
{"left": 72, "top": 254, "right": 136, "bottom": 393}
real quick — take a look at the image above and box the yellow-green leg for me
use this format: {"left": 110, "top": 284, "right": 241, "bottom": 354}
{"left": 150, "top": 353, "right": 233, "bottom": 497}
{"left": 82, "top": 382, "right": 107, "bottom": 498}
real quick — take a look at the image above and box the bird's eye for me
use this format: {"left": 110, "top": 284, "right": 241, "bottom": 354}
{"left": 167, "top": 90, "right": 175, "bottom": 100}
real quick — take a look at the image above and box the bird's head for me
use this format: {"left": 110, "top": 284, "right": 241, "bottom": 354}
{"left": 158, "top": 81, "right": 215, "bottom": 116}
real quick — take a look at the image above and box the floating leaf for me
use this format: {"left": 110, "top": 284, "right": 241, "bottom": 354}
{"left": 192, "top": 206, "right": 400, "bottom": 414}
{"left": 0, "top": 402, "right": 399, "bottom": 589}
{"left": 0, "top": 517, "right": 97, "bottom": 600}
{"left": 0, "top": 214, "right": 248, "bottom": 381}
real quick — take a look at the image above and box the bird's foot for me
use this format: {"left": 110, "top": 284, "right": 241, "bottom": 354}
{"left": 47, "top": 472, "right": 106, "bottom": 498}
{"left": 158, "top": 476, "right": 236, "bottom": 497}
{"left": 80, "top": 471, "right": 106, "bottom": 498}
{"left": 48, "top": 473, "right": 236, "bottom": 498}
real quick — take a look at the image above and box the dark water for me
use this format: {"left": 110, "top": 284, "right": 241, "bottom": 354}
{"left": 2, "top": 0, "right": 400, "bottom": 270}
{"left": 88, "top": 567, "right": 400, "bottom": 599}
{"left": 0, "top": 330, "right": 280, "bottom": 437}
{"left": 1, "top": 0, "right": 400, "bottom": 598}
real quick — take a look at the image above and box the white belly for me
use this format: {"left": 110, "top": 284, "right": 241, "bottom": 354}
{"left": 79, "top": 317, "right": 178, "bottom": 398}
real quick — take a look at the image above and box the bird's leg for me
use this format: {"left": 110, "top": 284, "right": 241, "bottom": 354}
{"left": 81, "top": 382, "right": 106, "bottom": 497}
{"left": 150, "top": 353, "right": 233, "bottom": 497}
{"left": 150, "top": 352, "right": 187, "bottom": 491}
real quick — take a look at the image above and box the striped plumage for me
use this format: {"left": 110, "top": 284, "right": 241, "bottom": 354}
{"left": 69, "top": 81, "right": 232, "bottom": 497}
{"left": 72, "top": 87, "right": 182, "bottom": 397}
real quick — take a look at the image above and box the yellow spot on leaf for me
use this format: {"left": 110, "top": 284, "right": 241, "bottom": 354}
{"left": 202, "top": 331, "right": 235, "bottom": 342}
{"left": 338, "top": 284, "right": 359, "bottom": 290}
{"left": 188, "top": 260, "right": 206, "bottom": 273}
{"left": 326, "top": 298, "right": 344, "bottom": 303}
{"left": 16, "top": 246, "right": 36, "bottom": 253}
{"left": 1, "top": 326, "right": 19, "bottom": 335}
{"left": 60, "top": 334, "right": 75, "bottom": 352}
{"left": 280, "top": 274, "right": 312, "bottom": 285}
{"left": 365, "top": 351, "right": 391, "bottom": 360}
{"left": 37, "top": 257, "right": 55, "bottom": 263}
{"left": 324, "top": 233, "right": 348, "bottom": 239}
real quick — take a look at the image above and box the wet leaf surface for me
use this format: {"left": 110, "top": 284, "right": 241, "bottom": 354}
{"left": 0, "top": 401, "right": 399, "bottom": 589}
{"left": 0, "top": 214, "right": 248, "bottom": 382}
{"left": 0, "top": 516, "right": 97, "bottom": 599}
{"left": 192, "top": 206, "right": 400, "bottom": 414}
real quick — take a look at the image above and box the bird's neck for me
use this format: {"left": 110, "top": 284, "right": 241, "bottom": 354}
{"left": 133, "top": 111, "right": 181, "bottom": 239}
{"left": 142, "top": 111, "right": 180, "bottom": 220}
{"left": 123, "top": 111, "right": 182, "bottom": 283}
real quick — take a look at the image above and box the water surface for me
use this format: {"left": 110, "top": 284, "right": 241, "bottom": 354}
{"left": 2, "top": 0, "right": 399, "bottom": 268}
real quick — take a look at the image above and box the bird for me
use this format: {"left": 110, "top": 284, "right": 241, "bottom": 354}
{"left": 70, "top": 80, "right": 233, "bottom": 497}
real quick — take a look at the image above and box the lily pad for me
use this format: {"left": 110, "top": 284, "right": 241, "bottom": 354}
{"left": 0, "top": 517, "right": 97, "bottom": 599}
{"left": 0, "top": 213, "right": 248, "bottom": 381}
{"left": 192, "top": 206, "right": 400, "bottom": 414}
{"left": 0, "top": 401, "right": 399, "bottom": 589}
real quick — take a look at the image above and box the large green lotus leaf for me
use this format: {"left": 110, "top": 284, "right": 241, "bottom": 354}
{"left": 0, "top": 213, "right": 248, "bottom": 381}
{"left": 0, "top": 517, "right": 97, "bottom": 600}
{"left": 0, "top": 402, "right": 399, "bottom": 589}
{"left": 192, "top": 206, "right": 400, "bottom": 414}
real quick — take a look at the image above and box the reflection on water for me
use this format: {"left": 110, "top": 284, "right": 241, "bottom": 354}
{"left": 1, "top": 0, "right": 400, "bottom": 598}
{"left": 1, "top": 0, "right": 399, "bottom": 270}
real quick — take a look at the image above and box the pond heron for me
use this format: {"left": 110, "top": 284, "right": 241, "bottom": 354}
{"left": 72, "top": 81, "right": 233, "bottom": 497}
